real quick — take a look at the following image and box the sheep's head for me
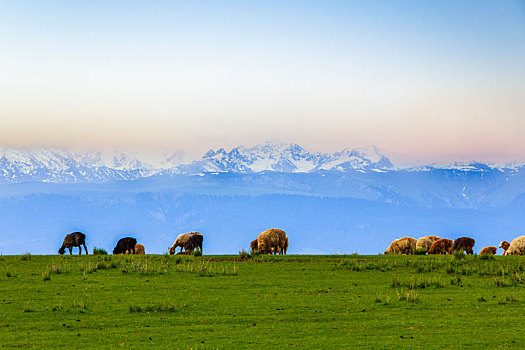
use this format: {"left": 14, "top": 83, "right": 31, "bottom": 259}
{"left": 250, "top": 240, "right": 258, "bottom": 251}
{"left": 58, "top": 247, "right": 65, "bottom": 255}
{"left": 499, "top": 241, "right": 510, "bottom": 250}
{"left": 168, "top": 247, "right": 175, "bottom": 255}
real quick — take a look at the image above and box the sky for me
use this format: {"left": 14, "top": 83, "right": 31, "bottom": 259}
{"left": 0, "top": 0, "right": 524, "bottom": 163}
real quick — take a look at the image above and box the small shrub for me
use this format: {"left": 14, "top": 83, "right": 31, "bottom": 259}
{"left": 396, "top": 289, "right": 419, "bottom": 303}
{"left": 24, "top": 301, "right": 33, "bottom": 313}
{"left": 93, "top": 247, "right": 108, "bottom": 255}
{"left": 129, "top": 302, "right": 179, "bottom": 313}
{"left": 450, "top": 275, "right": 463, "bottom": 286}
{"left": 505, "top": 294, "right": 518, "bottom": 303}
{"left": 479, "top": 254, "right": 494, "bottom": 260}
{"left": 374, "top": 293, "right": 390, "bottom": 305}
{"left": 20, "top": 253, "right": 31, "bottom": 261}
{"left": 72, "top": 299, "right": 87, "bottom": 313}
{"left": 239, "top": 249, "right": 251, "bottom": 259}
{"left": 42, "top": 269, "right": 51, "bottom": 281}
{"left": 494, "top": 276, "right": 515, "bottom": 287}
{"left": 391, "top": 277, "right": 401, "bottom": 288}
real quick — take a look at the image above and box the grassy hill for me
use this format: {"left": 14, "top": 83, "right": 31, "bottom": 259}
{"left": 1, "top": 253, "right": 524, "bottom": 348}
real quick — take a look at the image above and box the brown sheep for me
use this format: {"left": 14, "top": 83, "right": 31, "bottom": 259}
{"left": 499, "top": 241, "right": 510, "bottom": 256}
{"left": 427, "top": 239, "right": 453, "bottom": 255}
{"left": 257, "top": 229, "right": 287, "bottom": 255}
{"left": 58, "top": 232, "right": 88, "bottom": 255}
{"left": 169, "top": 232, "right": 204, "bottom": 255}
{"left": 250, "top": 239, "right": 258, "bottom": 253}
{"left": 134, "top": 244, "right": 145, "bottom": 255}
{"left": 384, "top": 237, "right": 416, "bottom": 255}
{"left": 449, "top": 237, "right": 475, "bottom": 254}
{"left": 282, "top": 236, "right": 289, "bottom": 255}
{"left": 479, "top": 246, "right": 497, "bottom": 255}
{"left": 504, "top": 236, "right": 525, "bottom": 256}
{"left": 186, "top": 232, "right": 203, "bottom": 254}
{"left": 415, "top": 235, "right": 441, "bottom": 253}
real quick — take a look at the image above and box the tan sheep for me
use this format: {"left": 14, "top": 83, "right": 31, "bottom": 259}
{"left": 169, "top": 233, "right": 192, "bottom": 255}
{"left": 499, "top": 241, "right": 510, "bottom": 256}
{"left": 134, "top": 244, "right": 145, "bottom": 255}
{"left": 479, "top": 246, "right": 497, "bottom": 255}
{"left": 384, "top": 237, "right": 416, "bottom": 255}
{"left": 169, "top": 232, "right": 203, "bottom": 255}
{"left": 504, "top": 236, "right": 525, "bottom": 256}
{"left": 415, "top": 235, "right": 441, "bottom": 253}
{"left": 257, "top": 229, "right": 287, "bottom": 255}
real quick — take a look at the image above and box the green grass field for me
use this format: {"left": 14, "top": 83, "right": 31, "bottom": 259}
{"left": 1, "top": 253, "right": 525, "bottom": 349}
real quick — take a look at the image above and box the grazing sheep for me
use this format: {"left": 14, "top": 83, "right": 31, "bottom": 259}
{"left": 113, "top": 237, "right": 137, "bottom": 255}
{"left": 479, "top": 246, "right": 497, "bottom": 255}
{"left": 250, "top": 239, "right": 258, "bottom": 253}
{"left": 427, "top": 239, "right": 453, "bottom": 255}
{"left": 499, "top": 241, "right": 511, "bottom": 256}
{"left": 169, "top": 232, "right": 204, "bottom": 255}
{"left": 449, "top": 237, "right": 475, "bottom": 255}
{"left": 384, "top": 237, "right": 417, "bottom": 255}
{"left": 257, "top": 229, "right": 287, "bottom": 255}
{"left": 134, "top": 244, "right": 145, "bottom": 255}
{"left": 169, "top": 233, "right": 189, "bottom": 255}
{"left": 58, "top": 232, "right": 88, "bottom": 255}
{"left": 504, "top": 236, "right": 525, "bottom": 256}
{"left": 186, "top": 232, "right": 203, "bottom": 254}
{"left": 415, "top": 235, "right": 441, "bottom": 253}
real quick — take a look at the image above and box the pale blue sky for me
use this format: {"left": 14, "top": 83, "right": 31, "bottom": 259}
{"left": 0, "top": 1, "right": 524, "bottom": 161}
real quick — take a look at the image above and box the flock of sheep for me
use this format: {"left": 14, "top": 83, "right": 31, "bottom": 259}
{"left": 57, "top": 228, "right": 290, "bottom": 256}
{"left": 57, "top": 230, "right": 525, "bottom": 256}
{"left": 384, "top": 235, "right": 525, "bottom": 256}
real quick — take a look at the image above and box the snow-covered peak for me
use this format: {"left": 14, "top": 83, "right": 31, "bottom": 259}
{"left": 0, "top": 148, "right": 75, "bottom": 172}
{"left": 193, "top": 141, "right": 395, "bottom": 174}
{"left": 0, "top": 142, "right": 522, "bottom": 183}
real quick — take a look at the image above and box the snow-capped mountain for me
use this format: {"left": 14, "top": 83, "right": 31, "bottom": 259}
{"left": 165, "top": 141, "right": 395, "bottom": 175}
{"left": 0, "top": 141, "right": 523, "bottom": 183}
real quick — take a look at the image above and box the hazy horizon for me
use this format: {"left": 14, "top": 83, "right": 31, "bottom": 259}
{"left": 1, "top": 139, "right": 524, "bottom": 166}
{"left": 1, "top": 1, "right": 524, "bottom": 163}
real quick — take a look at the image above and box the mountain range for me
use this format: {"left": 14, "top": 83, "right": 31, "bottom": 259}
{"left": 0, "top": 141, "right": 522, "bottom": 183}
{"left": 1, "top": 141, "right": 524, "bottom": 255}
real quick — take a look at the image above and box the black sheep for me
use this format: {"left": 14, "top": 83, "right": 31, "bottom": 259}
{"left": 113, "top": 237, "right": 137, "bottom": 254}
{"left": 58, "top": 232, "right": 88, "bottom": 255}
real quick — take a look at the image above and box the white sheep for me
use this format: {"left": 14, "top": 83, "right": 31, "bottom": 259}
{"left": 503, "top": 236, "right": 525, "bottom": 256}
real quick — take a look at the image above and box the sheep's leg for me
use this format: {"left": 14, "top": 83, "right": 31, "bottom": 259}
{"left": 79, "top": 246, "right": 82, "bottom": 255}
{"left": 69, "top": 247, "right": 72, "bottom": 255}
{"left": 84, "top": 243, "right": 88, "bottom": 255}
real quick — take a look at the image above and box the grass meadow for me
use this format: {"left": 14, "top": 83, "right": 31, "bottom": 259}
{"left": 1, "top": 253, "right": 525, "bottom": 348}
